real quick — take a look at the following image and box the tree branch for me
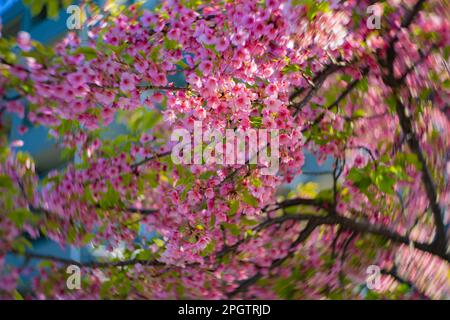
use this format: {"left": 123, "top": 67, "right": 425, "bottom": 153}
{"left": 380, "top": 0, "right": 446, "bottom": 252}
{"left": 393, "top": 96, "right": 446, "bottom": 251}
{"left": 130, "top": 150, "right": 172, "bottom": 169}
{"left": 290, "top": 64, "right": 343, "bottom": 116}
{"left": 257, "top": 197, "right": 449, "bottom": 262}
{"left": 301, "top": 67, "right": 369, "bottom": 133}
{"left": 380, "top": 268, "right": 429, "bottom": 299}
{"left": 227, "top": 221, "right": 318, "bottom": 298}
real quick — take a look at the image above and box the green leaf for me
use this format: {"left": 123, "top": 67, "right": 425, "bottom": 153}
{"left": 123, "top": 54, "right": 134, "bottom": 65}
{"left": 47, "top": 0, "right": 60, "bottom": 18}
{"left": 144, "top": 172, "right": 159, "bottom": 188}
{"left": 316, "top": 189, "right": 333, "bottom": 202}
{"left": 199, "top": 171, "right": 214, "bottom": 180}
{"left": 352, "top": 109, "right": 366, "bottom": 118}
{"left": 30, "top": 0, "right": 44, "bottom": 16}
{"left": 357, "top": 78, "right": 369, "bottom": 92}
{"left": 8, "top": 208, "right": 36, "bottom": 227}
{"left": 242, "top": 190, "right": 259, "bottom": 207}
{"left": 222, "top": 223, "right": 240, "bottom": 236}
{"left": 153, "top": 238, "right": 165, "bottom": 247}
{"left": 149, "top": 45, "right": 161, "bottom": 62}
{"left": 347, "top": 168, "right": 372, "bottom": 191}
{"left": 293, "top": 0, "right": 329, "bottom": 21}
{"left": 375, "top": 173, "right": 395, "bottom": 195}
{"left": 176, "top": 284, "right": 185, "bottom": 297}
{"left": 72, "top": 47, "right": 98, "bottom": 61}
{"left": 241, "top": 217, "right": 259, "bottom": 226}
{"left": 38, "top": 260, "right": 53, "bottom": 268}
{"left": 396, "top": 283, "right": 410, "bottom": 295}
{"left": 164, "top": 37, "right": 179, "bottom": 50}
{"left": 176, "top": 59, "right": 189, "bottom": 69}
{"left": 250, "top": 116, "right": 262, "bottom": 128}
{"left": 82, "top": 233, "right": 95, "bottom": 245}
{"left": 281, "top": 64, "right": 301, "bottom": 74}
{"left": 0, "top": 175, "right": 13, "bottom": 189}
{"left": 136, "top": 250, "right": 153, "bottom": 261}
{"left": 11, "top": 237, "right": 32, "bottom": 254}
{"left": 385, "top": 95, "right": 397, "bottom": 112}
{"left": 228, "top": 199, "right": 239, "bottom": 216}
{"left": 251, "top": 177, "right": 262, "bottom": 187}
{"left": 405, "top": 153, "right": 422, "bottom": 170}
{"left": 201, "top": 240, "right": 216, "bottom": 256}
{"left": 100, "top": 280, "right": 113, "bottom": 298}
{"left": 13, "top": 290, "right": 24, "bottom": 300}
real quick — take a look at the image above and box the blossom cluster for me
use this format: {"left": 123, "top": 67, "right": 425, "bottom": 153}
{"left": 0, "top": 0, "right": 449, "bottom": 299}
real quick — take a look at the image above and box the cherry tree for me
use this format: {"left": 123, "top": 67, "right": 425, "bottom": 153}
{"left": 0, "top": 0, "right": 449, "bottom": 299}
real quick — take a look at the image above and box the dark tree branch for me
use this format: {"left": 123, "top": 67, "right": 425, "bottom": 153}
{"left": 227, "top": 221, "right": 318, "bottom": 298}
{"left": 257, "top": 197, "right": 450, "bottom": 262}
{"left": 302, "top": 170, "right": 334, "bottom": 176}
{"left": 331, "top": 226, "right": 343, "bottom": 259}
{"left": 262, "top": 197, "right": 331, "bottom": 213}
{"left": 380, "top": 0, "right": 446, "bottom": 252}
{"left": 328, "top": 67, "right": 369, "bottom": 111}
{"left": 401, "top": 0, "right": 426, "bottom": 28}
{"left": 89, "top": 82, "right": 190, "bottom": 92}
{"left": 290, "top": 64, "right": 343, "bottom": 116}
{"left": 380, "top": 268, "right": 429, "bottom": 299}
{"left": 136, "top": 84, "right": 190, "bottom": 91}
{"left": 301, "top": 67, "right": 369, "bottom": 133}
{"left": 397, "top": 45, "right": 437, "bottom": 84}
{"left": 393, "top": 96, "right": 446, "bottom": 251}
{"left": 338, "top": 232, "right": 357, "bottom": 284}
{"left": 2, "top": 94, "right": 21, "bottom": 102}
{"left": 130, "top": 150, "right": 172, "bottom": 169}
{"left": 125, "top": 207, "right": 159, "bottom": 215}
